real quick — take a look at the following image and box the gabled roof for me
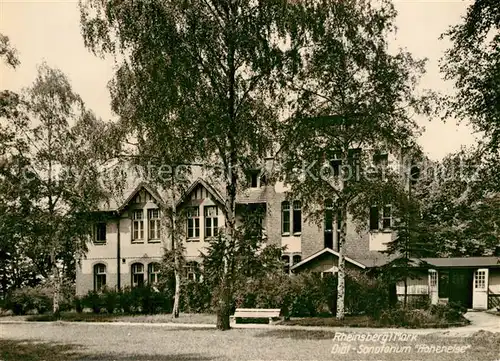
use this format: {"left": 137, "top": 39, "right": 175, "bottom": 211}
{"left": 175, "top": 178, "right": 225, "bottom": 208}
{"left": 291, "top": 248, "right": 367, "bottom": 271}
{"left": 116, "top": 182, "right": 165, "bottom": 212}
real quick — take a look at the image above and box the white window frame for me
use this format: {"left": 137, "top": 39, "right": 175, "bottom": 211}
{"left": 185, "top": 261, "right": 199, "bottom": 282}
{"left": 148, "top": 262, "right": 160, "bottom": 284}
{"left": 94, "top": 263, "right": 106, "bottom": 291}
{"left": 132, "top": 210, "right": 144, "bottom": 242}
{"left": 148, "top": 209, "right": 160, "bottom": 241}
{"left": 187, "top": 207, "right": 200, "bottom": 240}
{"left": 369, "top": 204, "right": 392, "bottom": 231}
{"left": 204, "top": 206, "right": 218, "bottom": 239}
{"left": 474, "top": 270, "right": 486, "bottom": 289}
{"left": 281, "top": 201, "right": 290, "bottom": 235}
{"left": 131, "top": 263, "right": 145, "bottom": 288}
{"left": 93, "top": 222, "right": 107, "bottom": 244}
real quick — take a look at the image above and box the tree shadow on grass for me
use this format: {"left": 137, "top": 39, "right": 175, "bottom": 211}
{"left": 254, "top": 329, "right": 337, "bottom": 340}
{"left": 0, "top": 339, "right": 214, "bottom": 361}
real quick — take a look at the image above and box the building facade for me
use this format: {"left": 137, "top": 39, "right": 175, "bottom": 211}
{"left": 76, "top": 154, "right": 398, "bottom": 296}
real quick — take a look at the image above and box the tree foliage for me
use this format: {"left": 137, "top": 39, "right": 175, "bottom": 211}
{"left": 279, "top": 0, "right": 430, "bottom": 319}
{"left": 80, "top": 0, "right": 305, "bottom": 329}
{"left": 441, "top": 0, "right": 500, "bottom": 150}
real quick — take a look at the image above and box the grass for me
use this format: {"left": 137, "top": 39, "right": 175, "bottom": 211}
{"left": 26, "top": 312, "right": 115, "bottom": 322}
{"left": 0, "top": 339, "right": 85, "bottom": 361}
{"left": 0, "top": 339, "right": 213, "bottom": 361}
{"left": 278, "top": 314, "right": 470, "bottom": 328}
{"left": 24, "top": 311, "right": 216, "bottom": 324}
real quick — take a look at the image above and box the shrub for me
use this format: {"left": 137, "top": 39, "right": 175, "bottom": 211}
{"left": 73, "top": 296, "right": 83, "bottom": 313}
{"left": 182, "top": 280, "right": 212, "bottom": 313}
{"left": 103, "top": 289, "right": 119, "bottom": 314}
{"left": 4, "top": 286, "right": 52, "bottom": 315}
{"left": 82, "top": 290, "right": 103, "bottom": 313}
{"left": 118, "top": 288, "right": 133, "bottom": 313}
{"left": 429, "top": 301, "right": 467, "bottom": 322}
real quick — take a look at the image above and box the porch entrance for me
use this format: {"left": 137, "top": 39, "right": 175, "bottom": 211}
{"left": 447, "top": 269, "right": 473, "bottom": 308}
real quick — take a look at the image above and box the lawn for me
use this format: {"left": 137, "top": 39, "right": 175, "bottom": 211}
{"left": 278, "top": 314, "right": 470, "bottom": 328}
{"left": 1, "top": 323, "right": 499, "bottom": 361}
{"left": 23, "top": 311, "right": 216, "bottom": 324}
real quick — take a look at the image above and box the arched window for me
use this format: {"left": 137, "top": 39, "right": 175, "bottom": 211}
{"left": 185, "top": 261, "right": 199, "bottom": 282}
{"left": 293, "top": 255, "right": 302, "bottom": 265}
{"left": 131, "top": 263, "right": 144, "bottom": 287}
{"left": 148, "top": 262, "right": 160, "bottom": 284}
{"left": 93, "top": 263, "right": 106, "bottom": 291}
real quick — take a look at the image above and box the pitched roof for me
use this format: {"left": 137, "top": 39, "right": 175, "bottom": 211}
{"left": 115, "top": 182, "right": 166, "bottom": 213}
{"left": 175, "top": 178, "right": 225, "bottom": 208}
{"left": 417, "top": 257, "right": 500, "bottom": 268}
{"left": 291, "top": 248, "right": 367, "bottom": 271}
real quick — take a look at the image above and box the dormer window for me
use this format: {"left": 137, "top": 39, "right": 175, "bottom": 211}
{"left": 246, "top": 169, "right": 266, "bottom": 188}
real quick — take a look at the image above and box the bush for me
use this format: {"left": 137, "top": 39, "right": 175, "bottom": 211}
{"left": 4, "top": 286, "right": 52, "bottom": 315}
{"left": 182, "top": 280, "right": 212, "bottom": 313}
{"left": 103, "top": 289, "right": 119, "bottom": 314}
{"left": 73, "top": 296, "right": 83, "bottom": 313}
{"left": 82, "top": 291, "right": 103, "bottom": 313}
{"left": 117, "top": 288, "right": 134, "bottom": 313}
{"left": 429, "top": 301, "right": 467, "bottom": 322}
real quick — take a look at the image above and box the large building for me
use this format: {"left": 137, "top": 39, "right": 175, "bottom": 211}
{"left": 75, "top": 155, "right": 500, "bottom": 310}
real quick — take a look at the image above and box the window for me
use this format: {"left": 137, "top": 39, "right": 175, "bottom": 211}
{"left": 293, "top": 201, "right": 302, "bottom": 234}
{"left": 148, "top": 209, "right": 160, "bottom": 241}
{"left": 282, "top": 201, "right": 290, "bottom": 234}
{"left": 131, "top": 263, "right": 144, "bottom": 287}
{"left": 474, "top": 270, "right": 486, "bottom": 289}
{"left": 429, "top": 270, "right": 437, "bottom": 287}
{"left": 329, "top": 154, "right": 342, "bottom": 177}
{"left": 187, "top": 207, "right": 200, "bottom": 239}
{"left": 292, "top": 255, "right": 302, "bottom": 265}
{"left": 93, "top": 264, "right": 106, "bottom": 291}
{"left": 348, "top": 148, "right": 361, "bottom": 181}
{"left": 248, "top": 170, "right": 259, "bottom": 188}
{"left": 132, "top": 210, "right": 144, "bottom": 241}
{"left": 148, "top": 262, "right": 160, "bottom": 284}
{"left": 324, "top": 200, "right": 333, "bottom": 249}
{"left": 204, "top": 206, "right": 218, "bottom": 239}
{"left": 382, "top": 205, "right": 392, "bottom": 229}
{"left": 369, "top": 205, "right": 392, "bottom": 230}
{"left": 94, "top": 223, "right": 106, "bottom": 244}
{"left": 282, "top": 255, "right": 290, "bottom": 274}
{"left": 373, "top": 152, "right": 388, "bottom": 167}
{"left": 369, "top": 206, "right": 379, "bottom": 230}
{"left": 185, "top": 261, "right": 199, "bottom": 281}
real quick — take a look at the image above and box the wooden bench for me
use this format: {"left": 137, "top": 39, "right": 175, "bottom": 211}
{"left": 230, "top": 308, "right": 281, "bottom": 326}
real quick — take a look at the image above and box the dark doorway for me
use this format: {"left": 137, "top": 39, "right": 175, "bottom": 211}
{"left": 448, "top": 269, "right": 473, "bottom": 308}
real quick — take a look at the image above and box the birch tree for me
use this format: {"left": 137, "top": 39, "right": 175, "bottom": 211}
{"left": 80, "top": 0, "right": 304, "bottom": 330}
{"left": 18, "top": 63, "right": 111, "bottom": 314}
{"left": 279, "top": 0, "right": 431, "bottom": 319}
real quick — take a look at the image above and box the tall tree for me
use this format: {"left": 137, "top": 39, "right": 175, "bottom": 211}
{"left": 441, "top": 0, "right": 500, "bottom": 150}
{"left": 80, "top": 0, "right": 303, "bottom": 330}
{"left": 279, "top": 0, "right": 430, "bottom": 319}
{"left": 16, "top": 63, "right": 112, "bottom": 314}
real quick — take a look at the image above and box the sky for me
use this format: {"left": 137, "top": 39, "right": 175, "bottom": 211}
{"left": 0, "top": 0, "right": 480, "bottom": 161}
